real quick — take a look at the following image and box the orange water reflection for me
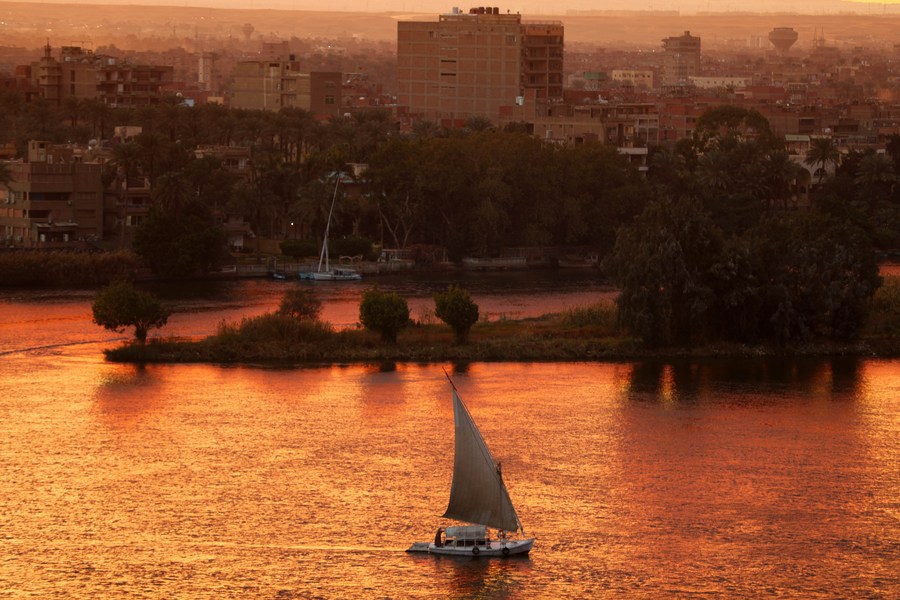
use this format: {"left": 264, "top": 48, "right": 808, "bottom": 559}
{"left": 1, "top": 355, "right": 897, "bottom": 597}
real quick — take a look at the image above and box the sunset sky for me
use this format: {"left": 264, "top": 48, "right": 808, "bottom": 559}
{"left": 20, "top": 0, "right": 900, "bottom": 13}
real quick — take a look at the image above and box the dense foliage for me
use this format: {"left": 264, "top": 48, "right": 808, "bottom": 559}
{"left": 608, "top": 118, "right": 890, "bottom": 348}
{"left": 3, "top": 92, "right": 896, "bottom": 350}
{"left": 91, "top": 281, "right": 170, "bottom": 344}
{"left": 277, "top": 288, "right": 322, "bottom": 322}
{"left": 0, "top": 250, "right": 138, "bottom": 287}
{"left": 132, "top": 200, "right": 227, "bottom": 279}
{"left": 366, "top": 132, "right": 648, "bottom": 259}
{"left": 434, "top": 285, "right": 480, "bottom": 344}
{"left": 359, "top": 286, "right": 410, "bottom": 344}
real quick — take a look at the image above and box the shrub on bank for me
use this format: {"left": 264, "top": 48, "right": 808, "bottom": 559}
{"left": 865, "top": 276, "right": 900, "bottom": 340}
{"left": 434, "top": 285, "right": 479, "bottom": 344}
{"left": 359, "top": 287, "right": 410, "bottom": 344}
{"left": 216, "top": 313, "right": 333, "bottom": 344}
{"left": 559, "top": 300, "right": 618, "bottom": 332}
{"left": 0, "top": 250, "right": 138, "bottom": 287}
{"left": 279, "top": 239, "right": 319, "bottom": 259}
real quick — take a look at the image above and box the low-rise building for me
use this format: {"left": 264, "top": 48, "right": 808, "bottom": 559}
{"left": 0, "top": 141, "right": 105, "bottom": 248}
{"left": 229, "top": 57, "right": 341, "bottom": 117}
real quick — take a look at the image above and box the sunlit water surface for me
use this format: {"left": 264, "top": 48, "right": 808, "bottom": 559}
{"left": 0, "top": 275, "right": 897, "bottom": 598}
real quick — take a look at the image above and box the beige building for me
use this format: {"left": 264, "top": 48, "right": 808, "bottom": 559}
{"left": 0, "top": 141, "right": 105, "bottom": 248}
{"left": 397, "top": 7, "right": 563, "bottom": 126}
{"left": 230, "top": 58, "right": 341, "bottom": 117}
{"left": 502, "top": 98, "right": 659, "bottom": 148}
{"left": 661, "top": 31, "right": 701, "bottom": 88}
{"left": 36, "top": 44, "right": 174, "bottom": 107}
{"left": 689, "top": 76, "right": 751, "bottom": 89}
{"left": 611, "top": 70, "right": 655, "bottom": 89}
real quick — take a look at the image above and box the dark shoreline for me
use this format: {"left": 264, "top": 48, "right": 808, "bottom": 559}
{"left": 104, "top": 331, "right": 898, "bottom": 365}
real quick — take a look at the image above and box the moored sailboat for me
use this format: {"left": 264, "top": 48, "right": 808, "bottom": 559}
{"left": 299, "top": 176, "right": 362, "bottom": 282}
{"left": 407, "top": 373, "right": 535, "bottom": 557}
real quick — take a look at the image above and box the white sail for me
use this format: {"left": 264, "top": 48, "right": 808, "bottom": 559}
{"left": 442, "top": 388, "right": 522, "bottom": 533}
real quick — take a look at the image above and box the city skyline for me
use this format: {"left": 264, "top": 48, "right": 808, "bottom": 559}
{"left": 8, "top": 0, "right": 900, "bottom": 15}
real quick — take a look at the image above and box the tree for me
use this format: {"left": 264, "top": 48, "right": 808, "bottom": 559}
{"left": 92, "top": 281, "right": 170, "bottom": 345}
{"left": 359, "top": 287, "right": 410, "bottom": 344}
{"left": 277, "top": 288, "right": 322, "bottom": 321}
{"left": 744, "top": 210, "right": 881, "bottom": 343}
{"left": 110, "top": 142, "right": 144, "bottom": 248}
{"left": 605, "top": 197, "right": 723, "bottom": 347}
{"left": 762, "top": 149, "right": 803, "bottom": 209}
{"left": 854, "top": 152, "right": 897, "bottom": 188}
{"left": 132, "top": 201, "right": 227, "bottom": 279}
{"left": 693, "top": 105, "right": 774, "bottom": 152}
{"left": 0, "top": 160, "right": 13, "bottom": 191}
{"left": 805, "top": 137, "right": 841, "bottom": 183}
{"left": 434, "top": 285, "right": 480, "bottom": 344}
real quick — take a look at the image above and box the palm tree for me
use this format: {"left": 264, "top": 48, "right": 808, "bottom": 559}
{"left": 82, "top": 98, "right": 110, "bottom": 140}
{"left": 649, "top": 148, "right": 688, "bottom": 192}
{"left": 152, "top": 171, "right": 190, "bottom": 218}
{"left": 804, "top": 137, "right": 841, "bottom": 184}
{"left": 855, "top": 153, "right": 897, "bottom": 215}
{"left": 111, "top": 142, "right": 144, "bottom": 248}
{"left": 854, "top": 153, "right": 897, "bottom": 187}
{"left": 696, "top": 150, "right": 732, "bottom": 192}
{"left": 764, "top": 150, "right": 803, "bottom": 209}
{"left": 886, "top": 134, "right": 900, "bottom": 170}
{"left": 0, "top": 160, "right": 13, "bottom": 192}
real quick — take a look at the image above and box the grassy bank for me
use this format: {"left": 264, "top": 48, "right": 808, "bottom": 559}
{"left": 0, "top": 250, "right": 139, "bottom": 287}
{"left": 103, "top": 296, "right": 900, "bottom": 364}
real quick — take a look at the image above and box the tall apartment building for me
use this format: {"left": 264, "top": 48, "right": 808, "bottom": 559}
{"left": 229, "top": 57, "right": 341, "bottom": 117}
{"left": 661, "top": 31, "right": 701, "bottom": 88}
{"left": 35, "top": 44, "right": 174, "bottom": 107}
{"left": 0, "top": 141, "right": 105, "bottom": 248}
{"left": 397, "top": 6, "right": 563, "bottom": 126}
{"left": 198, "top": 53, "right": 219, "bottom": 92}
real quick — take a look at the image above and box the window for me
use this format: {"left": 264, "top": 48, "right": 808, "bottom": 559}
{"left": 324, "top": 95, "right": 335, "bottom": 105}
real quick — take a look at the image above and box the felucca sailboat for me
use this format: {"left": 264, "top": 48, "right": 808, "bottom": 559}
{"left": 407, "top": 374, "right": 535, "bottom": 557}
{"left": 299, "top": 176, "right": 361, "bottom": 281}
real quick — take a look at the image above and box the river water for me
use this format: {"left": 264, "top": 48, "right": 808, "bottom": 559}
{"left": 0, "top": 274, "right": 898, "bottom": 598}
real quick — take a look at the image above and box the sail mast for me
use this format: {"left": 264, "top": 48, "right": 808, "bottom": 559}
{"left": 317, "top": 176, "right": 340, "bottom": 273}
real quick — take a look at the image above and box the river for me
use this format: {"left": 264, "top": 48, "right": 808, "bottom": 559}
{"left": 0, "top": 274, "right": 898, "bottom": 598}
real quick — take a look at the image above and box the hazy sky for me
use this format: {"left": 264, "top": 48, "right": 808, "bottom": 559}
{"left": 24, "top": 0, "right": 900, "bottom": 14}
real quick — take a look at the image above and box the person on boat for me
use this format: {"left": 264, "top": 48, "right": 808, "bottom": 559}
{"left": 434, "top": 527, "right": 443, "bottom": 547}
{"left": 496, "top": 461, "right": 502, "bottom": 480}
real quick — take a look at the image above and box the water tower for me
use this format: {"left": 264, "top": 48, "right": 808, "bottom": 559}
{"left": 768, "top": 27, "right": 799, "bottom": 55}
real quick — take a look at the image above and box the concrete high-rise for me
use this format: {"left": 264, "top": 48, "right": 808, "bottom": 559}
{"left": 661, "top": 31, "right": 701, "bottom": 88}
{"left": 397, "top": 7, "right": 563, "bottom": 126}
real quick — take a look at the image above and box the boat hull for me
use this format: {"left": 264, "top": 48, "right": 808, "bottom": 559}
{"left": 425, "top": 538, "right": 534, "bottom": 557}
{"left": 299, "top": 270, "right": 361, "bottom": 281}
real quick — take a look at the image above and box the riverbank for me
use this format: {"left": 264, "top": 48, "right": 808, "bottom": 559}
{"left": 104, "top": 310, "right": 900, "bottom": 364}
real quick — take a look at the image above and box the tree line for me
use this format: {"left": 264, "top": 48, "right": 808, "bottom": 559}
{"left": 5, "top": 95, "right": 899, "bottom": 349}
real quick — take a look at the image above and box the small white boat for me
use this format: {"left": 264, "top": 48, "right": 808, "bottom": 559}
{"left": 461, "top": 256, "right": 528, "bottom": 271}
{"left": 299, "top": 267, "right": 361, "bottom": 281}
{"left": 557, "top": 253, "right": 599, "bottom": 269}
{"left": 407, "top": 373, "right": 535, "bottom": 557}
{"left": 299, "top": 177, "right": 362, "bottom": 282}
